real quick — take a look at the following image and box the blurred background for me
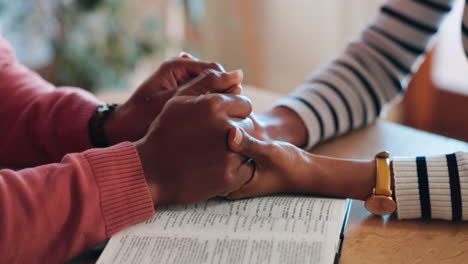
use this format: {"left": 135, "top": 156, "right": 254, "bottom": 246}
{"left": 0, "top": 0, "right": 467, "bottom": 141}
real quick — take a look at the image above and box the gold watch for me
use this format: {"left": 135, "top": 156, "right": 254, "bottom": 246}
{"left": 364, "top": 151, "right": 397, "bottom": 215}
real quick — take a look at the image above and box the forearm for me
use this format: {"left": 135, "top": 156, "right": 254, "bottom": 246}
{"left": 295, "top": 154, "right": 377, "bottom": 200}
{"left": 0, "top": 143, "right": 154, "bottom": 263}
{"left": 0, "top": 36, "right": 102, "bottom": 166}
{"left": 294, "top": 151, "right": 468, "bottom": 221}
{"left": 271, "top": 0, "right": 454, "bottom": 150}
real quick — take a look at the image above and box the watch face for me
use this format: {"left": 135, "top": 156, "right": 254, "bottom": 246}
{"left": 365, "top": 196, "right": 397, "bottom": 216}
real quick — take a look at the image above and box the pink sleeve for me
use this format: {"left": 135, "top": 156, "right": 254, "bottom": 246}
{"left": 0, "top": 35, "right": 102, "bottom": 167}
{"left": 0, "top": 142, "right": 155, "bottom": 263}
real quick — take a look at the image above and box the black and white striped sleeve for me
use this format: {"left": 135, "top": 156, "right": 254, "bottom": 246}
{"left": 276, "top": 0, "right": 455, "bottom": 149}
{"left": 394, "top": 152, "right": 468, "bottom": 221}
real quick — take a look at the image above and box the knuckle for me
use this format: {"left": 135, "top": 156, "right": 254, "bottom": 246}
{"left": 159, "top": 59, "right": 181, "bottom": 73}
{"left": 206, "top": 93, "right": 225, "bottom": 103}
{"left": 209, "top": 62, "right": 223, "bottom": 72}
{"left": 160, "top": 60, "right": 175, "bottom": 70}
{"left": 238, "top": 95, "right": 252, "bottom": 103}
{"left": 239, "top": 96, "right": 253, "bottom": 112}
{"left": 203, "top": 68, "right": 217, "bottom": 77}
{"left": 202, "top": 69, "right": 220, "bottom": 82}
{"left": 203, "top": 94, "right": 225, "bottom": 113}
{"left": 219, "top": 71, "right": 232, "bottom": 80}
{"left": 232, "top": 94, "right": 251, "bottom": 104}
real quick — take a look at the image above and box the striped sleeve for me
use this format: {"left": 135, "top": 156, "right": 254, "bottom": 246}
{"left": 276, "top": 0, "right": 455, "bottom": 149}
{"left": 394, "top": 152, "right": 468, "bottom": 221}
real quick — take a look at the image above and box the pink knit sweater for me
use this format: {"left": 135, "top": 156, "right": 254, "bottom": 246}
{"left": 0, "top": 35, "right": 155, "bottom": 263}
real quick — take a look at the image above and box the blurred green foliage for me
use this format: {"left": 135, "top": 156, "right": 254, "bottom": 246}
{"left": 53, "top": 0, "right": 163, "bottom": 91}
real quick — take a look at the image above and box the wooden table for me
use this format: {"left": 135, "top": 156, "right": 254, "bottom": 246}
{"left": 243, "top": 88, "right": 468, "bottom": 264}
{"left": 97, "top": 87, "right": 468, "bottom": 263}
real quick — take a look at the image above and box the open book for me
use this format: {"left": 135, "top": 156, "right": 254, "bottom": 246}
{"left": 97, "top": 195, "right": 351, "bottom": 264}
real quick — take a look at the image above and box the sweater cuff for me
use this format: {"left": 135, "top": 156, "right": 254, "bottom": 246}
{"left": 84, "top": 142, "right": 155, "bottom": 236}
{"left": 275, "top": 96, "right": 321, "bottom": 150}
{"left": 393, "top": 152, "right": 468, "bottom": 221}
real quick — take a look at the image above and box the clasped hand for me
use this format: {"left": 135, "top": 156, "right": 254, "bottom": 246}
{"left": 103, "top": 53, "right": 260, "bottom": 205}
{"left": 105, "top": 53, "right": 305, "bottom": 206}
{"left": 136, "top": 67, "right": 257, "bottom": 205}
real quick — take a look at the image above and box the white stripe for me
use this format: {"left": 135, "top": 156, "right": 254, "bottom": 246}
{"left": 387, "top": 0, "right": 450, "bottom": 28}
{"left": 350, "top": 41, "right": 408, "bottom": 92}
{"left": 291, "top": 89, "right": 335, "bottom": 140}
{"left": 348, "top": 43, "right": 397, "bottom": 101}
{"left": 274, "top": 98, "right": 320, "bottom": 149}
{"left": 374, "top": 13, "right": 435, "bottom": 46}
{"left": 314, "top": 70, "right": 359, "bottom": 133}
{"left": 426, "top": 156, "right": 452, "bottom": 220}
{"left": 339, "top": 54, "right": 385, "bottom": 120}
{"left": 456, "top": 152, "right": 468, "bottom": 220}
{"left": 313, "top": 84, "right": 348, "bottom": 135}
{"left": 394, "top": 157, "right": 421, "bottom": 219}
{"left": 322, "top": 64, "right": 369, "bottom": 128}
{"left": 363, "top": 29, "right": 419, "bottom": 72}
{"left": 332, "top": 61, "right": 377, "bottom": 124}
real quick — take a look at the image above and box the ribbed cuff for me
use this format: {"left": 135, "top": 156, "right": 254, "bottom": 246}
{"left": 84, "top": 142, "right": 155, "bottom": 236}
{"left": 394, "top": 152, "right": 468, "bottom": 221}
{"left": 274, "top": 97, "right": 321, "bottom": 150}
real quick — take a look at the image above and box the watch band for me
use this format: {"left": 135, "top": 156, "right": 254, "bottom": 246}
{"left": 364, "top": 151, "right": 397, "bottom": 216}
{"left": 88, "top": 104, "right": 119, "bottom": 148}
{"left": 374, "top": 151, "right": 392, "bottom": 196}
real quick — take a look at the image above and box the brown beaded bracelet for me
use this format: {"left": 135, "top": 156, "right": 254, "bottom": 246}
{"left": 88, "top": 104, "right": 119, "bottom": 148}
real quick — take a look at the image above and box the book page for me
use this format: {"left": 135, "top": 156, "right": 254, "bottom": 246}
{"left": 97, "top": 195, "right": 347, "bottom": 264}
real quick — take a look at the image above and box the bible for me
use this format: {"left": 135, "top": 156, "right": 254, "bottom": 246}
{"left": 97, "top": 195, "right": 351, "bottom": 264}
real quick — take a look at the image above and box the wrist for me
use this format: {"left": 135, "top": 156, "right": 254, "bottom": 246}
{"left": 104, "top": 91, "right": 173, "bottom": 145}
{"left": 103, "top": 104, "right": 127, "bottom": 145}
{"left": 296, "top": 153, "right": 322, "bottom": 194}
{"left": 260, "top": 107, "right": 307, "bottom": 147}
{"left": 281, "top": 151, "right": 320, "bottom": 194}
{"left": 303, "top": 154, "right": 376, "bottom": 200}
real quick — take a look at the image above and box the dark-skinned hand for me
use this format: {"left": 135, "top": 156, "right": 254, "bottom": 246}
{"left": 135, "top": 69, "right": 254, "bottom": 205}
{"left": 104, "top": 53, "right": 238, "bottom": 144}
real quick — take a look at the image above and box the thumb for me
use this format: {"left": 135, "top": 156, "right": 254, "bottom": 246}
{"left": 228, "top": 127, "right": 271, "bottom": 162}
